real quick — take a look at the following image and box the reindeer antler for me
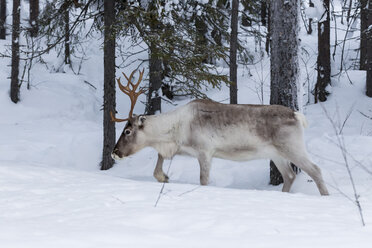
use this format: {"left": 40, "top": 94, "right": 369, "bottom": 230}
{"left": 110, "top": 69, "right": 145, "bottom": 122}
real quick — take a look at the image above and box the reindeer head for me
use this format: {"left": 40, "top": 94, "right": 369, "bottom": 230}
{"left": 111, "top": 69, "right": 147, "bottom": 160}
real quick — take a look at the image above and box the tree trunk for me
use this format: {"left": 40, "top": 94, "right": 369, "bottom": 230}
{"left": 0, "top": 0, "right": 6, "bottom": 39}
{"left": 261, "top": 0, "right": 267, "bottom": 26}
{"left": 101, "top": 0, "right": 116, "bottom": 170}
{"left": 269, "top": 0, "right": 299, "bottom": 185}
{"left": 146, "top": 2, "right": 162, "bottom": 115}
{"left": 308, "top": 0, "right": 314, "bottom": 34}
{"left": 360, "top": 0, "right": 368, "bottom": 70}
{"left": 265, "top": 1, "right": 270, "bottom": 54}
{"left": 29, "top": 0, "right": 38, "bottom": 37}
{"left": 315, "top": 0, "right": 330, "bottom": 103}
{"left": 10, "top": 0, "right": 20, "bottom": 103}
{"left": 146, "top": 43, "right": 162, "bottom": 115}
{"left": 229, "top": 0, "right": 238, "bottom": 104}
{"left": 64, "top": 7, "right": 70, "bottom": 65}
{"left": 367, "top": 0, "right": 372, "bottom": 97}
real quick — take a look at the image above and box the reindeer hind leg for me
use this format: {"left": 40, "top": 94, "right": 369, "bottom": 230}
{"left": 272, "top": 157, "right": 296, "bottom": 193}
{"left": 281, "top": 150, "right": 329, "bottom": 196}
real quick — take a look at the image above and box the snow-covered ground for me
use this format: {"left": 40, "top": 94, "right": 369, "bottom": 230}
{"left": 1, "top": 1, "right": 372, "bottom": 247}
{"left": 1, "top": 62, "right": 372, "bottom": 247}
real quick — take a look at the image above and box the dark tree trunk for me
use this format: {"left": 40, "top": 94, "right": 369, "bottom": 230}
{"left": 146, "top": 43, "right": 162, "bottom": 115}
{"left": 0, "top": 0, "right": 6, "bottom": 39}
{"left": 265, "top": 1, "right": 271, "bottom": 54}
{"left": 315, "top": 0, "right": 330, "bottom": 103}
{"left": 29, "top": 0, "right": 38, "bottom": 37}
{"left": 308, "top": 0, "right": 314, "bottom": 34}
{"left": 10, "top": 0, "right": 20, "bottom": 103}
{"left": 64, "top": 7, "right": 70, "bottom": 65}
{"left": 360, "top": 0, "right": 368, "bottom": 70}
{"left": 269, "top": 0, "right": 299, "bottom": 185}
{"left": 367, "top": 0, "right": 372, "bottom": 97}
{"left": 261, "top": 0, "right": 267, "bottom": 26}
{"left": 230, "top": 0, "right": 238, "bottom": 104}
{"left": 101, "top": 0, "right": 116, "bottom": 170}
{"left": 146, "top": 2, "right": 162, "bottom": 115}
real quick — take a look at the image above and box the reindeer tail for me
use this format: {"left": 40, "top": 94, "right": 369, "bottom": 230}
{"left": 294, "top": 112, "right": 308, "bottom": 129}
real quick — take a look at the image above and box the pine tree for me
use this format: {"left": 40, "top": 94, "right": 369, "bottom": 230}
{"left": 116, "top": 0, "right": 230, "bottom": 100}
{"left": 269, "top": 0, "right": 299, "bottom": 185}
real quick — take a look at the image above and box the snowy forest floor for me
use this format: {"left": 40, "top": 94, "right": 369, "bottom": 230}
{"left": 1, "top": 1, "right": 372, "bottom": 246}
{"left": 1, "top": 62, "right": 372, "bottom": 247}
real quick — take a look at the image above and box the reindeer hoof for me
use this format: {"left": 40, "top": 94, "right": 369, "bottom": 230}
{"left": 163, "top": 174, "right": 169, "bottom": 183}
{"left": 155, "top": 173, "right": 169, "bottom": 183}
{"left": 200, "top": 178, "right": 209, "bottom": 186}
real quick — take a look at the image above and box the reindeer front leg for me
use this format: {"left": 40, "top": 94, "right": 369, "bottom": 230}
{"left": 198, "top": 153, "right": 212, "bottom": 185}
{"left": 153, "top": 154, "right": 169, "bottom": 183}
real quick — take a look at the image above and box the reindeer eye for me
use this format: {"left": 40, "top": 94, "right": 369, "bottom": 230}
{"left": 124, "top": 129, "right": 131, "bottom": 135}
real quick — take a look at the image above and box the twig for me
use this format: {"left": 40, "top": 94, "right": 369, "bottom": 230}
{"left": 339, "top": 103, "right": 355, "bottom": 134}
{"left": 324, "top": 137, "right": 372, "bottom": 175}
{"left": 160, "top": 96, "right": 178, "bottom": 106}
{"left": 321, "top": 104, "right": 366, "bottom": 226}
{"left": 111, "top": 195, "right": 126, "bottom": 205}
{"left": 358, "top": 111, "right": 372, "bottom": 120}
{"left": 154, "top": 157, "right": 173, "bottom": 207}
{"left": 178, "top": 186, "right": 201, "bottom": 197}
{"left": 83, "top": 80, "right": 97, "bottom": 90}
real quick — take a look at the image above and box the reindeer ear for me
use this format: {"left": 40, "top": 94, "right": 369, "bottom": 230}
{"left": 138, "top": 116, "right": 146, "bottom": 126}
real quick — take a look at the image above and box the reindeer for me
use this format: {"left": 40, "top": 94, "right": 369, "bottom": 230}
{"left": 111, "top": 69, "right": 329, "bottom": 196}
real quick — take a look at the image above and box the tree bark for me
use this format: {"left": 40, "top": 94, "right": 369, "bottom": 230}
{"left": 64, "top": 7, "right": 70, "bottom": 65}
{"left": 29, "top": 0, "right": 38, "bottom": 37}
{"left": 229, "top": 0, "right": 238, "bottom": 104}
{"left": 265, "top": 1, "right": 270, "bottom": 54}
{"left": 146, "top": 2, "right": 162, "bottom": 115}
{"left": 146, "top": 43, "right": 162, "bottom": 115}
{"left": 0, "top": 0, "right": 6, "bottom": 39}
{"left": 261, "top": 0, "right": 267, "bottom": 26}
{"left": 308, "top": 0, "right": 314, "bottom": 34}
{"left": 315, "top": 0, "right": 330, "bottom": 103}
{"left": 367, "top": 0, "right": 372, "bottom": 97}
{"left": 10, "top": 0, "right": 20, "bottom": 103}
{"left": 360, "top": 0, "right": 368, "bottom": 70}
{"left": 269, "top": 0, "right": 299, "bottom": 185}
{"left": 101, "top": 0, "right": 116, "bottom": 170}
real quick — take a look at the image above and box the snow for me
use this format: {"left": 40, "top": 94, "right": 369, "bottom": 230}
{"left": 1, "top": 1, "right": 372, "bottom": 247}
{"left": 1, "top": 161, "right": 372, "bottom": 248}
{"left": 1, "top": 66, "right": 372, "bottom": 248}
{"left": 304, "top": 0, "right": 326, "bottom": 21}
